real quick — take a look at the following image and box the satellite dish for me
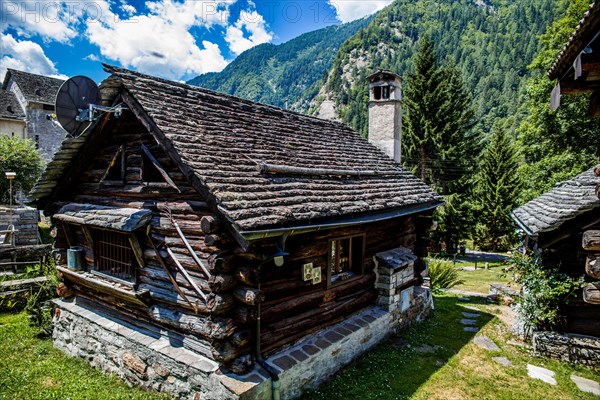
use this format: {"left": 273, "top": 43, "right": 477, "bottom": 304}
{"left": 55, "top": 76, "right": 100, "bottom": 137}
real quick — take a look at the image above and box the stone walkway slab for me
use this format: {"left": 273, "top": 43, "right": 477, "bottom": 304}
{"left": 527, "top": 364, "right": 557, "bottom": 385}
{"left": 458, "top": 297, "right": 471, "bottom": 302}
{"left": 492, "top": 356, "right": 512, "bottom": 367}
{"left": 464, "top": 326, "right": 479, "bottom": 333}
{"left": 571, "top": 375, "right": 600, "bottom": 395}
{"left": 460, "top": 318, "right": 478, "bottom": 325}
{"left": 473, "top": 335, "right": 500, "bottom": 351}
{"left": 461, "top": 305, "right": 480, "bottom": 311}
{"left": 414, "top": 344, "right": 441, "bottom": 354}
{"left": 462, "top": 312, "right": 480, "bottom": 318}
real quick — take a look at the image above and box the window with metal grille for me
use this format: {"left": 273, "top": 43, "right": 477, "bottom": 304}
{"left": 92, "top": 229, "right": 137, "bottom": 282}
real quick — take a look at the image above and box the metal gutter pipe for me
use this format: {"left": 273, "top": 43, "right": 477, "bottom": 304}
{"left": 255, "top": 265, "right": 281, "bottom": 400}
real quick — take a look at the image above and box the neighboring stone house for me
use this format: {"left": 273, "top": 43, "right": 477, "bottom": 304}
{"left": 511, "top": 166, "right": 600, "bottom": 366}
{"left": 2, "top": 69, "right": 66, "bottom": 160}
{"left": 0, "top": 89, "right": 26, "bottom": 139}
{"left": 516, "top": 2, "right": 600, "bottom": 367}
{"left": 31, "top": 64, "right": 441, "bottom": 399}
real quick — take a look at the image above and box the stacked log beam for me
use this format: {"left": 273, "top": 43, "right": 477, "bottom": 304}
{"left": 51, "top": 118, "right": 250, "bottom": 371}
{"left": 582, "top": 230, "right": 600, "bottom": 305}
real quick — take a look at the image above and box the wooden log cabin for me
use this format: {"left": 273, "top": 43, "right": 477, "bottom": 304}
{"left": 511, "top": 165, "right": 600, "bottom": 338}
{"left": 30, "top": 65, "right": 441, "bottom": 398}
{"left": 548, "top": 1, "right": 600, "bottom": 119}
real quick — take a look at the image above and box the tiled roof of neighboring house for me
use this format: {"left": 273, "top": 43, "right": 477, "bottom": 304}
{"left": 2, "top": 68, "right": 65, "bottom": 104}
{"left": 511, "top": 165, "right": 600, "bottom": 237}
{"left": 0, "top": 89, "right": 25, "bottom": 120}
{"left": 32, "top": 65, "right": 442, "bottom": 232}
{"left": 548, "top": 2, "right": 600, "bottom": 79}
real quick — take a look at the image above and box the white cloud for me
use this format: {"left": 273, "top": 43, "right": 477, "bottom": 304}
{"left": 1, "top": 0, "right": 77, "bottom": 43}
{"left": 84, "top": 53, "right": 100, "bottom": 62}
{"left": 1, "top": 0, "right": 275, "bottom": 80}
{"left": 225, "top": 10, "right": 273, "bottom": 55}
{"left": 84, "top": 0, "right": 239, "bottom": 79}
{"left": 328, "top": 0, "right": 394, "bottom": 23}
{"left": 0, "top": 33, "right": 67, "bottom": 81}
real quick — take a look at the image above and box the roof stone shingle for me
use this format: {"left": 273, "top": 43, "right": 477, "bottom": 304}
{"left": 0, "top": 89, "right": 25, "bottom": 120}
{"left": 2, "top": 69, "right": 65, "bottom": 105}
{"left": 548, "top": 2, "right": 600, "bottom": 79}
{"left": 33, "top": 65, "right": 441, "bottom": 231}
{"left": 511, "top": 165, "right": 600, "bottom": 237}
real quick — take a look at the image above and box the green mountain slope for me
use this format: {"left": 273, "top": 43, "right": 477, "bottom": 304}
{"left": 314, "top": 0, "right": 565, "bottom": 136}
{"left": 187, "top": 17, "right": 372, "bottom": 111}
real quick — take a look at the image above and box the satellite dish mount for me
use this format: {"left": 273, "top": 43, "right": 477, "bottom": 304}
{"left": 55, "top": 76, "right": 127, "bottom": 137}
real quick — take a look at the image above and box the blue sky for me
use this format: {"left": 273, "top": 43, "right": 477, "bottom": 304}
{"left": 1, "top": 1, "right": 393, "bottom": 83}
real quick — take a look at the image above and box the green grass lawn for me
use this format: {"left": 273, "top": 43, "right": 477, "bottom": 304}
{"left": 453, "top": 263, "right": 517, "bottom": 294}
{"left": 0, "top": 312, "right": 171, "bottom": 400}
{"left": 2, "top": 297, "right": 597, "bottom": 399}
{"left": 302, "top": 294, "right": 599, "bottom": 400}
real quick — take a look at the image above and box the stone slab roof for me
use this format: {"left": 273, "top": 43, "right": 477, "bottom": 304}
{"left": 2, "top": 68, "right": 64, "bottom": 105}
{"left": 375, "top": 247, "right": 417, "bottom": 270}
{"left": 0, "top": 89, "right": 25, "bottom": 120}
{"left": 511, "top": 165, "right": 600, "bottom": 237}
{"left": 548, "top": 2, "right": 600, "bottom": 79}
{"left": 32, "top": 65, "right": 441, "bottom": 232}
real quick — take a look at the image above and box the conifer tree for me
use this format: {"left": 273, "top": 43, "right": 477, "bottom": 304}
{"left": 403, "top": 36, "right": 476, "bottom": 192}
{"left": 403, "top": 35, "right": 477, "bottom": 252}
{"left": 474, "top": 125, "right": 521, "bottom": 251}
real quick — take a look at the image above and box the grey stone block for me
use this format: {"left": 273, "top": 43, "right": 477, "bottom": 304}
{"left": 473, "top": 336, "right": 500, "bottom": 351}
{"left": 492, "top": 357, "right": 512, "bottom": 367}
{"left": 462, "top": 312, "right": 480, "bottom": 318}
{"left": 570, "top": 375, "right": 600, "bottom": 395}
{"left": 290, "top": 350, "right": 309, "bottom": 362}
{"left": 272, "top": 355, "right": 296, "bottom": 371}
{"left": 527, "top": 364, "right": 557, "bottom": 385}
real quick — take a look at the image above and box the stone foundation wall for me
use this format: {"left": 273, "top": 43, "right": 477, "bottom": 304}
{"left": 53, "top": 285, "right": 434, "bottom": 400}
{"left": 533, "top": 331, "right": 600, "bottom": 368}
{"left": 0, "top": 206, "right": 39, "bottom": 246}
{"left": 53, "top": 298, "right": 239, "bottom": 400}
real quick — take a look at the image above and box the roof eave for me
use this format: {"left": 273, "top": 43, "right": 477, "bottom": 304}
{"left": 548, "top": 2, "right": 600, "bottom": 80}
{"left": 510, "top": 211, "right": 538, "bottom": 239}
{"left": 238, "top": 200, "right": 444, "bottom": 242}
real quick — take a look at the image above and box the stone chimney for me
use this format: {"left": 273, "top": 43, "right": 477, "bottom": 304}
{"left": 367, "top": 70, "right": 402, "bottom": 163}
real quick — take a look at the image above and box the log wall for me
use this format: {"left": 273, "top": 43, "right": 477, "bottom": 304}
{"left": 539, "top": 225, "right": 600, "bottom": 337}
{"left": 49, "top": 111, "right": 436, "bottom": 370}
{"left": 50, "top": 113, "right": 251, "bottom": 371}
{"left": 243, "top": 214, "right": 432, "bottom": 355}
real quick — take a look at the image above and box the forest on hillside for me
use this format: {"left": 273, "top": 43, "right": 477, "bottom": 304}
{"left": 317, "top": 0, "right": 561, "bottom": 137}
{"left": 189, "top": 0, "right": 599, "bottom": 251}
{"left": 187, "top": 16, "right": 372, "bottom": 111}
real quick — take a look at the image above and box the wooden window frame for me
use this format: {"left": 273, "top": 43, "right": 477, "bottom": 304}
{"left": 327, "top": 234, "right": 366, "bottom": 288}
{"left": 100, "top": 144, "right": 126, "bottom": 186}
{"left": 89, "top": 227, "right": 141, "bottom": 286}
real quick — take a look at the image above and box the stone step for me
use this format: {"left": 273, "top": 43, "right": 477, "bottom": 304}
{"left": 570, "top": 375, "right": 600, "bottom": 395}
{"left": 473, "top": 335, "right": 500, "bottom": 351}
{"left": 527, "top": 364, "right": 557, "bottom": 385}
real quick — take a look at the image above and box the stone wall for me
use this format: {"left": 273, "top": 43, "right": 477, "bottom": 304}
{"left": 53, "top": 298, "right": 240, "bottom": 400}
{"left": 26, "top": 103, "right": 67, "bottom": 161}
{"left": 0, "top": 206, "right": 39, "bottom": 245}
{"left": 533, "top": 331, "right": 600, "bottom": 368}
{"left": 373, "top": 246, "right": 435, "bottom": 334}
{"left": 53, "top": 282, "right": 434, "bottom": 400}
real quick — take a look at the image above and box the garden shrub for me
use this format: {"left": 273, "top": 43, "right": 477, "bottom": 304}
{"left": 427, "top": 257, "right": 464, "bottom": 293}
{"left": 505, "top": 251, "right": 584, "bottom": 338}
{"left": 25, "top": 259, "right": 58, "bottom": 336}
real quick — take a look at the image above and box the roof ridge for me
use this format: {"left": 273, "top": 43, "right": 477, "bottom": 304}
{"left": 6, "top": 68, "right": 65, "bottom": 82}
{"left": 102, "top": 63, "right": 354, "bottom": 131}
